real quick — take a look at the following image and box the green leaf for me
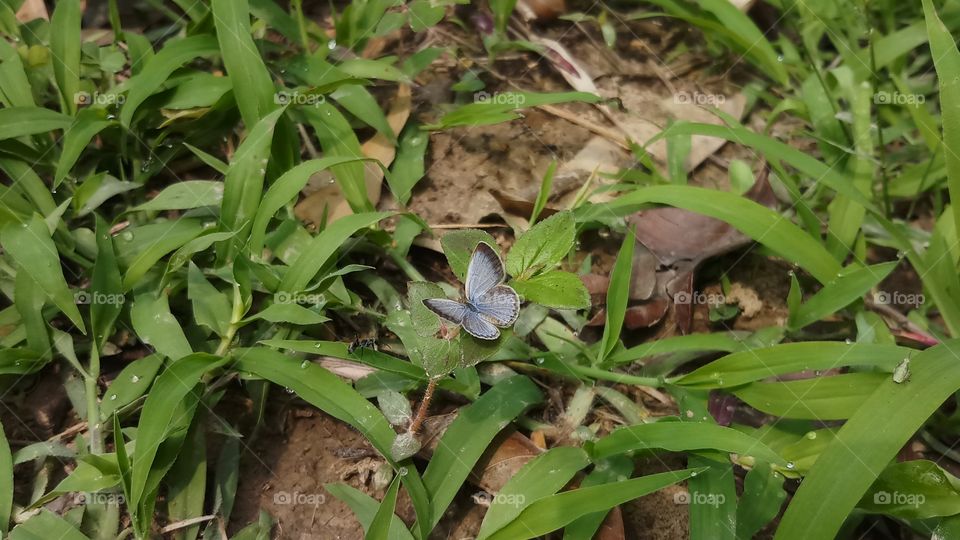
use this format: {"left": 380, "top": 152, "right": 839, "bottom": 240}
{"left": 511, "top": 271, "right": 588, "bottom": 310}
{"left": 530, "top": 161, "right": 556, "bottom": 225}
{"left": 597, "top": 230, "right": 634, "bottom": 364}
{"left": 54, "top": 109, "right": 114, "bottom": 186}
{"left": 775, "top": 340, "right": 960, "bottom": 539}
{"left": 130, "top": 293, "right": 193, "bottom": 360}
{"left": 325, "top": 483, "right": 415, "bottom": 540}
{"left": 100, "top": 354, "right": 164, "bottom": 419}
{"left": 133, "top": 181, "right": 224, "bottom": 212}
{"left": 0, "top": 40, "right": 35, "bottom": 108}
{"left": 694, "top": 0, "right": 786, "bottom": 83}
{"left": 219, "top": 107, "right": 285, "bottom": 257}
{"left": 789, "top": 262, "right": 896, "bottom": 330}
{"left": 440, "top": 229, "right": 497, "bottom": 281}
{"left": 278, "top": 211, "right": 392, "bottom": 293}
{"left": 923, "top": 0, "right": 960, "bottom": 248}
{"left": 120, "top": 219, "right": 206, "bottom": 289}
{"left": 428, "top": 92, "right": 601, "bottom": 130}
{"left": 232, "top": 347, "right": 397, "bottom": 458}
{"left": 212, "top": 0, "right": 277, "bottom": 127}
{"left": 366, "top": 475, "right": 402, "bottom": 540}
{"left": 0, "top": 420, "right": 11, "bottom": 536}
{"left": 0, "top": 107, "right": 72, "bottom": 141}
{"left": 187, "top": 263, "right": 232, "bottom": 336}
{"left": 2, "top": 215, "right": 85, "bottom": 332}
{"left": 244, "top": 303, "right": 329, "bottom": 325}
{"left": 732, "top": 372, "right": 885, "bottom": 420}
{"left": 130, "top": 354, "right": 227, "bottom": 516}
{"left": 121, "top": 35, "right": 220, "bottom": 127}
{"left": 213, "top": 436, "right": 240, "bottom": 523}
{"left": 166, "top": 414, "right": 206, "bottom": 540}
{"left": 50, "top": 0, "right": 81, "bottom": 115}
{"left": 91, "top": 216, "right": 123, "bottom": 350}
{"left": 608, "top": 331, "right": 749, "bottom": 365}
{"left": 676, "top": 342, "right": 912, "bottom": 388}
{"left": 736, "top": 462, "right": 785, "bottom": 540}
{"left": 477, "top": 447, "right": 590, "bottom": 540}
{"left": 331, "top": 84, "right": 396, "bottom": 140}
{"left": 506, "top": 211, "right": 575, "bottom": 279}
{"left": 486, "top": 469, "right": 703, "bottom": 540}
{"left": 857, "top": 460, "right": 960, "bottom": 519}
{"left": 386, "top": 125, "right": 428, "bottom": 204}
{"left": 9, "top": 510, "right": 90, "bottom": 540}
{"left": 590, "top": 421, "right": 786, "bottom": 465}
{"left": 407, "top": 281, "right": 445, "bottom": 337}
{"left": 422, "top": 376, "right": 542, "bottom": 528}
{"left": 578, "top": 185, "right": 841, "bottom": 284}
{"left": 300, "top": 103, "right": 371, "bottom": 213}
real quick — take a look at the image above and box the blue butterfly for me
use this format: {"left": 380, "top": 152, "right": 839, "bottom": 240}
{"left": 423, "top": 242, "right": 520, "bottom": 340}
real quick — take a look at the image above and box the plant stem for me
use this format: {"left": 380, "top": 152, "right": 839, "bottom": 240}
{"left": 85, "top": 346, "right": 103, "bottom": 454}
{"left": 567, "top": 364, "right": 662, "bottom": 388}
{"left": 215, "top": 285, "right": 244, "bottom": 357}
{"left": 390, "top": 250, "right": 426, "bottom": 282}
{"left": 409, "top": 378, "right": 438, "bottom": 434}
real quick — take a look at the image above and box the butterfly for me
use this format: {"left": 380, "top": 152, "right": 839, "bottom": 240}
{"left": 422, "top": 242, "right": 520, "bottom": 340}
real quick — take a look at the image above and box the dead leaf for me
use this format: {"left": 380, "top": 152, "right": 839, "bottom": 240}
{"left": 16, "top": 0, "right": 48, "bottom": 22}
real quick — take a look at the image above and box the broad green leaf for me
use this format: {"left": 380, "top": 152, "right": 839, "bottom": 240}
{"left": 300, "top": 104, "right": 371, "bottom": 213}
{"left": 0, "top": 159, "right": 56, "bottom": 216}
{"left": 74, "top": 173, "right": 137, "bottom": 216}
{"left": 427, "top": 92, "right": 602, "bottom": 129}
{"left": 325, "top": 483, "right": 415, "bottom": 540}
{"left": 923, "top": 0, "right": 960, "bottom": 246}
{"left": 0, "top": 40, "right": 34, "bottom": 108}
{"left": 9, "top": 510, "right": 89, "bottom": 540}
{"left": 100, "top": 354, "right": 164, "bottom": 418}
{"left": 858, "top": 460, "right": 960, "bottom": 519}
{"left": 243, "top": 303, "right": 329, "bottom": 325}
{"left": 366, "top": 475, "right": 402, "bottom": 540}
{"left": 506, "top": 211, "right": 575, "bottom": 279}
{"left": 597, "top": 230, "right": 633, "bottom": 364}
{"left": 54, "top": 110, "right": 114, "bottom": 186}
{"left": 694, "top": 0, "right": 786, "bottom": 83}
{"left": 331, "top": 84, "right": 396, "bottom": 140}
{"left": 121, "top": 35, "right": 220, "bottom": 127}
{"left": 232, "top": 347, "right": 397, "bottom": 457}
{"left": 0, "top": 420, "right": 10, "bottom": 536}
{"left": 788, "top": 262, "right": 897, "bottom": 330}
{"left": 12, "top": 441, "right": 74, "bottom": 465}
{"left": 120, "top": 219, "right": 206, "bottom": 289}
{"left": 130, "top": 293, "right": 193, "bottom": 360}
{"left": 0, "top": 107, "right": 72, "bottom": 141}
{"left": 422, "top": 376, "right": 542, "bottom": 528}
{"left": 440, "top": 229, "right": 497, "bottom": 280}
{"left": 2, "top": 215, "right": 85, "bottom": 331}
{"left": 133, "top": 181, "right": 224, "bottom": 212}
{"left": 187, "top": 263, "right": 232, "bottom": 336}
{"left": 676, "top": 342, "right": 912, "bottom": 388}
{"left": 732, "top": 372, "right": 885, "bottom": 420}
{"left": 609, "top": 331, "right": 748, "bottom": 365}
{"left": 775, "top": 340, "right": 960, "bottom": 539}
{"left": 407, "top": 281, "right": 445, "bottom": 338}
{"left": 486, "top": 469, "right": 702, "bottom": 540}
{"left": 477, "top": 447, "right": 590, "bottom": 540}
{"left": 212, "top": 0, "right": 277, "bottom": 128}
{"left": 377, "top": 390, "right": 413, "bottom": 426}
{"left": 130, "top": 354, "right": 227, "bottom": 512}
{"left": 50, "top": 0, "right": 81, "bottom": 114}
{"left": 511, "top": 270, "right": 588, "bottom": 310}
{"left": 386, "top": 125, "right": 427, "bottom": 204}
{"left": 219, "top": 107, "right": 285, "bottom": 257}
{"left": 278, "top": 212, "right": 392, "bottom": 293}
{"left": 590, "top": 421, "right": 786, "bottom": 465}
{"left": 166, "top": 414, "right": 207, "bottom": 540}
{"left": 579, "top": 185, "right": 841, "bottom": 284}
{"left": 561, "top": 456, "right": 634, "bottom": 539}
{"left": 213, "top": 437, "right": 240, "bottom": 523}
{"left": 91, "top": 216, "right": 123, "bottom": 350}
{"left": 736, "top": 462, "right": 785, "bottom": 539}
{"left": 249, "top": 156, "right": 372, "bottom": 257}
{"left": 15, "top": 263, "right": 51, "bottom": 355}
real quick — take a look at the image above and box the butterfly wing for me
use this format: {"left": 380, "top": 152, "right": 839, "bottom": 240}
{"left": 422, "top": 298, "right": 469, "bottom": 325}
{"left": 460, "top": 310, "right": 501, "bottom": 340}
{"left": 473, "top": 284, "right": 520, "bottom": 327}
{"left": 465, "top": 242, "right": 506, "bottom": 301}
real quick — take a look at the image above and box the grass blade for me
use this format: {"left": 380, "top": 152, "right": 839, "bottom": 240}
{"left": 788, "top": 261, "right": 897, "bottom": 330}
{"left": 326, "top": 483, "right": 415, "bottom": 540}
{"left": 0, "top": 107, "right": 72, "bottom": 140}
{"left": 366, "top": 475, "right": 402, "bottom": 540}
{"left": 212, "top": 0, "right": 277, "bottom": 128}
{"left": 0, "top": 420, "right": 11, "bottom": 536}
{"left": 590, "top": 422, "right": 786, "bottom": 465}
{"left": 732, "top": 372, "right": 886, "bottom": 420}
{"left": 50, "top": 0, "right": 81, "bottom": 115}
{"left": 598, "top": 230, "right": 634, "bottom": 364}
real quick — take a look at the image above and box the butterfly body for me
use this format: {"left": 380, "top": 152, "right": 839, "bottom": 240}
{"left": 423, "top": 242, "right": 521, "bottom": 340}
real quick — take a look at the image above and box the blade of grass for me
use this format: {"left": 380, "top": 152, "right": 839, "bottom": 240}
{"left": 366, "top": 475, "right": 402, "bottom": 540}
{"left": 212, "top": 0, "right": 277, "bottom": 128}
{"left": 50, "top": 0, "right": 81, "bottom": 115}
{"left": 0, "top": 420, "right": 11, "bottom": 536}
{"left": 787, "top": 261, "right": 897, "bottom": 330}
{"left": 731, "top": 372, "right": 886, "bottom": 420}
{"left": 589, "top": 422, "right": 786, "bottom": 465}
{"left": 597, "top": 230, "right": 634, "bottom": 364}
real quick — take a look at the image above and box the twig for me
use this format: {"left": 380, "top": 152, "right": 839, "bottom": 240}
{"left": 160, "top": 515, "right": 217, "bottom": 534}
{"left": 536, "top": 104, "right": 631, "bottom": 151}
{"left": 409, "top": 378, "right": 438, "bottom": 434}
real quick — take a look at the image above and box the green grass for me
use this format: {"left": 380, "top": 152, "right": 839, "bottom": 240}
{"left": 1, "top": 0, "right": 959, "bottom": 538}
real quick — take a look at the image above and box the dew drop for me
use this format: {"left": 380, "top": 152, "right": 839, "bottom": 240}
{"left": 110, "top": 394, "right": 117, "bottom": 401}
{"left": 300, "top": 360, "right": 309, "bottom": 369}
{"left": 121, "top": 231, "right": 134, "bottom": 241}
{"left": 786, "top": 461, "right": 796, "bottom": 469}
{"left": 130, "top": 375, "right": 140, "bottom": 383}
{"left": 777, "top": 55, "right": 784, "bottom": 62}
{"left": 805, "top": 431, "right": 817, "bottom": 440}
